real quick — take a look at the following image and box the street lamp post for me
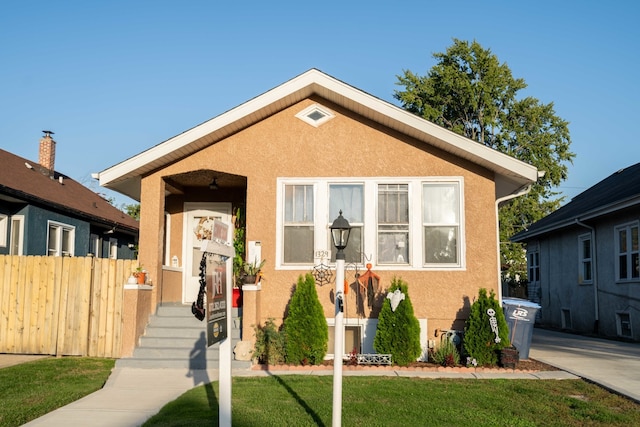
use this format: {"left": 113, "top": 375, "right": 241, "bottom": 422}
{"left": 330, "top": 210, "right": 351, "bottom": 427}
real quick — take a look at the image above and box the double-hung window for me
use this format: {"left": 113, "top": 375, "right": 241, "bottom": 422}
{"left": 616, "top": 222, "right": 639, "bottom": 281}
{"left": 423, "top": 182, "right": 460, "bottom": 265}
{"left": 329, "top": 184, "right": 363, "bottom": 263}
{"left": 47, "top": 221, "right": 75, "bottom": 257}
{"left": 283, "top": 184, "right": 314, "bottom": 264}
{"left": 578, "top": 233, "right": 593, "bottom": 284}
{"left": 377, "top": 184, "right": 409, "bottom": 264}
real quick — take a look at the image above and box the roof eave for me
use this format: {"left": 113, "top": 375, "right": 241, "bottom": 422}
{"left": 99, "top": 69, "right": 538, "bottom": 200}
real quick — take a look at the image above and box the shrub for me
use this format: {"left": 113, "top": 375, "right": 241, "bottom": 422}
{"left": 463, "top": 288, "right": 510, "bottom": 366}
{"left": 283, "top": 274, "right": 329, "bottom": 365}
{"left": 431, "top": 338, "right": 460, "bottom": 367}
{"left": 253, "top": 318, "right": 286, "bottom": 365}
{"left": 373, "top": 277, "right": 422, "bottom": 366}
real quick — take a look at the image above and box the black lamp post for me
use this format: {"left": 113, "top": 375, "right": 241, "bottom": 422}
{"left": 329, "top": 210, "right": 351, "bottom": 427}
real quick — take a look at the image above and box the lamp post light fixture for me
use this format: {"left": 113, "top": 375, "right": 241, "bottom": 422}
{"left": 329, "top": 210, "right": 351, "bottom": 427}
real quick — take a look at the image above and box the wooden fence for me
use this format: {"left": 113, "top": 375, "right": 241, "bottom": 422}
{"left": 0, "top": 255, "right": 137, "bottom": 358}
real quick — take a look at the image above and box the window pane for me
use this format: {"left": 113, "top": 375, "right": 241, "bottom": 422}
{"left": 583, "top": 261, "right": 592, "bottom": 281}
{"left": 620, "top": 255, "right": 628, "bottom": 279}
{"left": 423, "top": 183, "right": 459, "bottom": 224}
{"left": 582, "top": 239, "right": 591, "bottom": 258}
{"left": 48, "top": 225, "right": 58, "bottom": 256}
{"left": 285, "top": 185, "right": 313, "bottom": 223}
{"left": 62, "top": 228, "right": 72, "bottom": 256}
{"left": 377, "top": 232, "right": 409, "bottom": 264}
{"left": 632, "top": 253, "right": 639, "bottom": 279}
{"left": 330, "top": 184, "right": 363, "bottom": 223}
{"left": 619, "top": 230, "right": 627, "bottom": 252}
{"left": 284, "top": 226, "right": 314, "bottom": 263}
{"left": 424, "top": 226, "right": 458, "bottom": 264}
{"left": 632, "top": 226, "right": 639, "bottom": 251}
{"left": 378, "top": 184, "right": 408, "bottom": 223}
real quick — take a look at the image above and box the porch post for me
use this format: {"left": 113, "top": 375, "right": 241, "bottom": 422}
{"left": 139, "top": 175, "right": 166, "bottom": 310}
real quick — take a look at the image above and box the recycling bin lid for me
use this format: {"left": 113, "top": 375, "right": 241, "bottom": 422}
{"left": 502, "top": 298, "right": 541, "bottom": 309}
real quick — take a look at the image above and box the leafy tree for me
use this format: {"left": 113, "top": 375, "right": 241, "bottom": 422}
{"left": 395, "top": 39, "right": 575, "bottom": 283}
{"left": 373, "top": 277, "right": 422, "bottom": 366}
{"left": 463, "top": 288, "right": 510, "bottom": 366}
{"left": 123, "top": 203, "right": 140, "bottom": 221}
{"left": 283, "top": 274, "right": 328, "bottom": 365}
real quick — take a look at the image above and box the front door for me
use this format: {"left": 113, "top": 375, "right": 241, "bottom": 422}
{"left": 183, "top": 203, "right": 232, "bottom": 304}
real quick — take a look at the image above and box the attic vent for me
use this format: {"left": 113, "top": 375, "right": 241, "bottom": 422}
{"left": 296, "top": 104, "right": 335, "bottom": 127}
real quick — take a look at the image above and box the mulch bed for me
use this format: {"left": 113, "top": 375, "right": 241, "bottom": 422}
{"left": 252, "top": 358, "right": 560, "bottom": 372}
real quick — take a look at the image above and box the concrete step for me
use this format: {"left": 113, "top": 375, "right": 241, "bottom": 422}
{"left": 116, "top": 303, "right": 250, "bottom": 370}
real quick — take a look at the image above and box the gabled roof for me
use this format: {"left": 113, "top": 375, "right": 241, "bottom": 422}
{"left": 0, "top": 148, "right": 139, "bottom": 233}
{"left": 99, "top": 68, "right": 538, "bottom": 201}
{"left": 512, "top": 162, "right": 640, "bottom": 242}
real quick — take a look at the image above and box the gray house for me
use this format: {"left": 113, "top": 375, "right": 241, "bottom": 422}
{"left": 0, "top": 132, "right": 139, "bottom": 259}
{"left": 512, "top": 163, "right": 640, "bottom": 341}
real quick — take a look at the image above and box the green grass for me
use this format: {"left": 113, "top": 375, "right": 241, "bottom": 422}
{"left": 144, "top": 375, "right": 640, "bottom": 427}
{"left": 0, "top": 357, "right": 115, "bottom": 427}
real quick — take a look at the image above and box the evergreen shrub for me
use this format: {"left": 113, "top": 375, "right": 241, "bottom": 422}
{"left": 463, "top": 288, "right": 510, "bottom": 366}
{"left": 373, "top": 277, "right": 422, "bottom": 366}
{"left": 431, "top": 338, "right": 460, "bottom": 367}
{"left": 253, "top": 318, "right": 286, "bottom": 365}
{"left": 283, "top": 274, "right": 328, "bottom": 365}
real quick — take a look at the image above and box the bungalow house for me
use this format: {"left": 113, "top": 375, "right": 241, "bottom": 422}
{"left": 512, "top": 163, "right": 640, "bottom": 342}
{"left": 98, "top": 69, "right": 538, "bottom": 357}
{"left": 0, "top": 132, "right": 139, "bottom": 259}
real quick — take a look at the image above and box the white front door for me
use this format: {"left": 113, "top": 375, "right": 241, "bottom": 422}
{"left": 183, "top": 203, "right": 232, "bottom": 304}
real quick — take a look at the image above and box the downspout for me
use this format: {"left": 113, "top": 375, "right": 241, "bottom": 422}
{"left": 495, "top": 183, "right": 534, "bottom": 302}
{"left": 575, "top": 219, "right": 599, "bottom": 334}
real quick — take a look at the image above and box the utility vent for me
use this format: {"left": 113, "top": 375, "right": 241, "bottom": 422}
{"left": 295, "top": 104, "right": 335, "bottom": 127}
{"left": 561, "top": 308, "right": 572, "bottom": 330}
{"left": 617, "top": 312, "right": 632, "bottom": 338}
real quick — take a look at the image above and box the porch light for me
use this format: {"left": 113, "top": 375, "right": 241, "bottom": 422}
{"left": 329, "top": 210, "right": 350, "bottom": 427}
{"left": 330, "top": 210, "right": 351, "bottom": 256}
{"left": 208, "top": 178, "right": 219, "bottom": 190}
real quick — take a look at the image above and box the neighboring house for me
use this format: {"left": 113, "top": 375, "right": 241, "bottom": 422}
{"left": 98, "top": 69, "right": 538, "bottom": 357}
{"left": 0, "top": 132, "right": 139, "bottom": 259}
{"left": 512, "top": 163, "right": 640, "bottom": 342}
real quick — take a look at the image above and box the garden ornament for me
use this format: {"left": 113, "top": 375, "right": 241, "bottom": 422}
{"left": 386, "top": 289, "right": 405, "bottom": 312}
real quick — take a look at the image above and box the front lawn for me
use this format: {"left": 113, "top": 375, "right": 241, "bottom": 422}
{"left": 144, "top": 375, "right": 640, "bottom": 426}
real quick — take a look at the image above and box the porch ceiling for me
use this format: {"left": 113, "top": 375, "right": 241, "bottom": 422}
{"left": 163, "top": 170, "right": 247, "bottom": 195}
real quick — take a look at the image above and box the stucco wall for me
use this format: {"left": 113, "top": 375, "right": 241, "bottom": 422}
{"left": 139, "top": 96, "right": 500, "bottom": 340}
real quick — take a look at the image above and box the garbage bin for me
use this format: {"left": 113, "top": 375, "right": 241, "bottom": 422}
{"left": 502, "top": 298, "right": 541, "bottom": 360}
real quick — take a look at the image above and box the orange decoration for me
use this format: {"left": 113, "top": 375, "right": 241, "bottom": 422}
{"left": 344, "top": 279, "right": 349, "bottom": 294}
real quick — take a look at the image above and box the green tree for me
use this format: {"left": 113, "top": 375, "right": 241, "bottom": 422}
{"left": 463, "top": 288, "right": 510, "bottom": 366}
{"left": 283, "top": 274, "right": 328, "bottom": 365}
{"left": 123, "top": 203, "right": 140, "bottom": 221}
{"left": 395, "top": 39, "right": 575, "bottom": 283}
{"left": 373, "top": 277, "right": 422, "bottom": 366}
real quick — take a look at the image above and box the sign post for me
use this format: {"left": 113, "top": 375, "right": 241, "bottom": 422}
{"left": 201, "top": 220, "right": 235, "bottom": 427}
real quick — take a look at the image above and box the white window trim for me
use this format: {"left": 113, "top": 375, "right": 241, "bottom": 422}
{"left": 109, "top": 238, "right": 118, "bottom": 259}
{"left": 276, "top": 177, "right": 465, "bottom": 271}
{"left": 615, "top": 221, "right": 639, "bottom": 282}
{"left": 578, "top": 233, "right": 593, "bottom": 285}
{"left": 9, "top": 215, "right": 24, "bottom": 255}
{"left": 0, "top": 214, "right": 7, "bottom": 247}
{"left": 47, "top": 220, "right": 75, "bottom": 257}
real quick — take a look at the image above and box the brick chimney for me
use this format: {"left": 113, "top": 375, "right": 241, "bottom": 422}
{"left": 39, "top": 130, "right": 56, "bottom": 175}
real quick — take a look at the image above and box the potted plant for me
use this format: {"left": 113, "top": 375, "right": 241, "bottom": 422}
{"left": 242, "top": 259, "right": 265, "bottom": 285}
{"left": 134, "top": 266, "right": 146, "bottom": 285}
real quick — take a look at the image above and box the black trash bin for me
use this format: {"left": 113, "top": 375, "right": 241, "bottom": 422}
{"left": 502, "top": 298, "right": 541, "bottom": 360}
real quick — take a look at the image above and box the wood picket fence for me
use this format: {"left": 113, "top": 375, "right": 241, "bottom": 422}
{"left": 0, "top": 255, "right": 137, "bottom": 358}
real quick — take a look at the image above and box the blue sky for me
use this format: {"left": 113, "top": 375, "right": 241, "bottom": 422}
{"left": 1, "top": 1, "right": 638, "bottom": 207}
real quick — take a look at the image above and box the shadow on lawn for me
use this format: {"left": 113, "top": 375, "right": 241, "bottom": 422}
{"left": 271, "top": 375, "right": 325, "bottom": 426}
{"left": 188, "top": 331, "right": 217, "bottom": 410}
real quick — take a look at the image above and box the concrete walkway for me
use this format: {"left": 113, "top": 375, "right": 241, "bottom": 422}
{"left": 12, "top": 327, "right": 639, "bottom": 426}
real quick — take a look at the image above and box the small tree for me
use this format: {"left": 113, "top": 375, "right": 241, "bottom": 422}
{"left": 463, "top": 288, "right": 510, "bottom": 366}
{"left": 253, "top": 318, "right": 286, "bottom": 365}
{"left": 373, "top": 277, "right": 422, "bottom": 366}
{"left": 283, "top": 274, "right": 328, "bottom": 365}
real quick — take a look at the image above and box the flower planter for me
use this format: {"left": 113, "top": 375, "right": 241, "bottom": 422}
{"left": 136, "top": 272, "right": 146, "bottom": 285}
{"left": 232, "top": 288, "right": 242, "bottom": 308}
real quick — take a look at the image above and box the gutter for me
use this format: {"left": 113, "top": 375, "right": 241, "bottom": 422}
{"left": 575, "top": 219, "right": 600, "bottom": 333}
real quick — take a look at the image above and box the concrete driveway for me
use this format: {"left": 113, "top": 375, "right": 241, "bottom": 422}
{"left": 530, "top": 328, "right": 640, "bottom": 403}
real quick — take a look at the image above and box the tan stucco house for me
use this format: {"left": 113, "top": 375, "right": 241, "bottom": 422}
{"left": 98, "top": 69, "right": 538, "bottom": 358}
